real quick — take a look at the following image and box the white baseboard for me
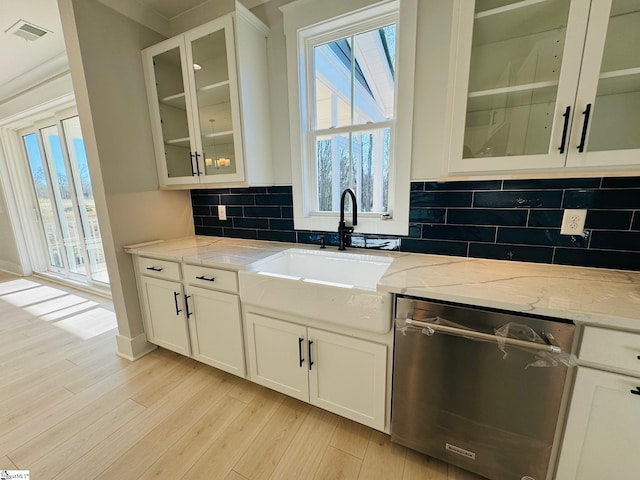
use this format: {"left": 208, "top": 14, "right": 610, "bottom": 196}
{"left": 116, "top": 332, "right": 157, "bottom": 361}
{"left": 0, "top": 260, "right": 25, "bottom": 276}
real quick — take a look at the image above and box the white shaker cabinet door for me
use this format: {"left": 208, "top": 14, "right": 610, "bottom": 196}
{"left": 556, "top": 366, "right": 640, "bottom": 479}
{"left": 308, "top": 328, "right": 387, "bottom": 431}
{"left": 244, "top": 313, "right": 309, "bottom": 401}
{"left": 187, "top": 285, "right": 245, "bottom": 377}
{"left": 138, "top": 275, "right": 190, "bottom": 356}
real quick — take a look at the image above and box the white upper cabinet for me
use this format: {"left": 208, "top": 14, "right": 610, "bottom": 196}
{"left": 142, "top": 5, "right": 272, "bottom": 187}
{"left": 448, "top": 0, "right": 640, "bottom": 174}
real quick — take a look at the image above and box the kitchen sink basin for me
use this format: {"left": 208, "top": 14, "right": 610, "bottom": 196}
{"left": 238, "top": 249, "right": 394, "bottom": 333}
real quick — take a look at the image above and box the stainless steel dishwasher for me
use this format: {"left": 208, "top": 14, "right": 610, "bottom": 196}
{"left": 391, "top": 296, "right": 575, "bottom": 480}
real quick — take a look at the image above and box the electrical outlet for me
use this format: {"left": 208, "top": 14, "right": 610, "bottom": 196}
{"left": 560, "top": 209, "right": 587, "bottom": 235}
{"left": 218, "top": 205, "right": 227, "bottom": 221}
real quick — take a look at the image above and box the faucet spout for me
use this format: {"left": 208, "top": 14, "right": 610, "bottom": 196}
{"left": 338, "top": 188, "right": 357, "bottom": 250}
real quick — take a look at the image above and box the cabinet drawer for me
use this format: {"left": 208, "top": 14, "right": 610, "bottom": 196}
{"left": 580, "top": 326, "right": 640, "bottom": 375}
{"left": 182, "top": 264, "right": 238, "bottom": 293}
{"left": 136, "top": 256, "right": 181, "bottom": 281}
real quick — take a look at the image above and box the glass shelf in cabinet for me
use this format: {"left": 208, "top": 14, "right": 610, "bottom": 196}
{"left": 472, "top": 0, "right": 570, "bottom": 47}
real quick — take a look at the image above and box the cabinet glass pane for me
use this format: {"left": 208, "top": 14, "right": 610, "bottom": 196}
{"left": 153, "top": 47, "right": 192, "bottom": 178}
{"left": 463, "top": 0, "right": 570, "bottom": 158}
{"left": 191, "top": 29, "right": 237, "bottom": 176}
{"left": 587, "top": 0, "right": 640, "bottom": 152}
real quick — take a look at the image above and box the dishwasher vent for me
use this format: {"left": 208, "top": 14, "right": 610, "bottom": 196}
{"left": 6, "top": 20, "right": 50, "bottom": 42}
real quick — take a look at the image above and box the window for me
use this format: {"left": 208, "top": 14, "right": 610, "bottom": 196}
{"left": 284, "top": 0, "right": 417, "bottom": 235}
{"left": 19, "top": 112, "right": 109, "bottom": 286}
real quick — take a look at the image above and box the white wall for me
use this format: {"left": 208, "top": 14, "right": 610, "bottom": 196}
{"left": 0, "top": 170, "right": 22, "bottom": 274}
{"left": 58, "top": 0, "right": 194, "bottom": 359}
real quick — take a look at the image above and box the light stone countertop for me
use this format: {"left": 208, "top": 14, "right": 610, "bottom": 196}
{"left": 125, "top": 236, "right": 640, "bottom": 332}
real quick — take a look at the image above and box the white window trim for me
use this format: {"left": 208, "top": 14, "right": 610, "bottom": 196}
{"left": 282, "top": 0, "right": 417, "bottom": 235}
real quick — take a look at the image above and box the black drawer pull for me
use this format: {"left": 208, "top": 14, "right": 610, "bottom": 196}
{"left": 185, "top": 295, "right": 192, "bottom": 318}
{"left": 195, "top": 275, "right": 215, "bottom": 282}
{"left": 308, "top": 340, "right": 314, "bottom": 371}
{"left": 558, "top": 105, "right": 571, "bottom": 154}
{"left": 577, "top": 103, "right": 592, "bottom": 152}
{"left": 298, "top": 337, "right": 304, "bottom": 367}
{"left": 631, "top": 387, "right": 640, "bottom": 396}
{"left": 194, "top": 152, "right": 202, "bottom": 176}
{"left": 173, "top": 291, "right": 182, "bottom": 316}
{"left": 189, "top": 152, "right": 197, "bottom": 176}
{"left": 146, "top": 266, "right": 163, "bottom": 272}
{"left": 637, "top": 355, "right": 640, "bottom": 360}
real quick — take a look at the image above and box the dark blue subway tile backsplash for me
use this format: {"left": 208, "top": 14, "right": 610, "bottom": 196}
{"left": 191, "top": 176, "right": 640, "bottom": 271}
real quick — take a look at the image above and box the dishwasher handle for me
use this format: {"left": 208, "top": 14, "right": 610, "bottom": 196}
{"left": 402, "top": 317, "right": 562, "bottom": 354}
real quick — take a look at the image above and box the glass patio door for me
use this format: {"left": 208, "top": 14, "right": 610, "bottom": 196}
{"left": 21, "top": 115, "right": 109, "bottom": 285}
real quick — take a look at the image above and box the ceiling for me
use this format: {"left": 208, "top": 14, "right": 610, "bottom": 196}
{"left": 0, "top": 0, "right": 68, "bottom": 102}
{"left": 0, "top": 0, "right": 273, "bottom": 104}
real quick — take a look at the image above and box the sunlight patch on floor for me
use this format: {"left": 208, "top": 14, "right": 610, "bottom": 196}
{"left": 1, "top": 284, "right": 69, "bottom": 308}
{"left": 0, "top": 278, "right": 44, "bottom": 296}
{"left": 0, "top": 278, "right": 117, "bottom": 340}
{"left": 24, "top": 294, "right": 97, "bottom": 318}
{"left": 52, "top": 307, "right": 117, "bottom": 339}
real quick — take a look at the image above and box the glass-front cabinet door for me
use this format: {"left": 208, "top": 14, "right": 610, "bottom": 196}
{"left": 184, "top": 16, "right": 244, "bottom": 183}
{"left": 568, "top": 0, "right": 640, "bottom": 168}
{"left": 449, "top": 0, "right": 591, "bottom": 173}
{"left": 142, "top": 16, "right": 245, "bottom": 186}
{"left": 449, "top": 0, "right": 640, "bottom": 174}
{"left": 144, "top": 37, "right": 198, "bottom": 185}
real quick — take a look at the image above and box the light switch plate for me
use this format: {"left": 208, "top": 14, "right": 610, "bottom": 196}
{"left": 218, "top": 205, "right": 227, "bottom": 220}
{"left": 560, "top": 209, "right": 587, "bottom": 235}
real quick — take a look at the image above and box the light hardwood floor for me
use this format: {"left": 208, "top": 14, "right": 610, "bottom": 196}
{"left": 0, "top": 271, "right": 486, "bottom": 480}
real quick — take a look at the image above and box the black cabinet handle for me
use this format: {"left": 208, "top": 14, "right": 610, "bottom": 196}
{"left": 146, "top": 266, "right": 163, "bottom": 272}
{"left": 631, "top": 387, "right": 640, "bottom": 396}
{"left": 173, "top": 291, "right": 182, "bottom": 315}
{"left": 298, "top": 337, "right": 304, "bottom": 367}
{"left": 195, "top": 275, "right": 215, "bottom": 282}
{"left": 558, "top": 106, "right": 571, "bottom": 154}
{"left": 189, "top": 152, "right": 197, "bottom": 176}
{"left": 577, "top": 103, "right": 592, "bottom": 152}
{"left": 308, "top": 340, "right": 314, "bottom": 371}
{"left": 185, "top": 294, "right": 192, "bottom": 318}
{"left": 194, "top": 152, "right": 202, "bottom": 176}
{"left": 637, "top": 355, "right": 640, "bottom": 360}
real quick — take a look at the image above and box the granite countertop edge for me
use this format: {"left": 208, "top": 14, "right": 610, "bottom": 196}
{"left": 124, "top": 236, "right": 640, "bottom": 332}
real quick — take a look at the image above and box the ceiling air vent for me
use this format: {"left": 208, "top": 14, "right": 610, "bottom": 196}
{"left": 5, "top": 20, "right": 50, "bottom": 42}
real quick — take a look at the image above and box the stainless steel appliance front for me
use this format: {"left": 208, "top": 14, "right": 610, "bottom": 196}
{"left": 391, "top": 297, "right": 575, "bottom": 480}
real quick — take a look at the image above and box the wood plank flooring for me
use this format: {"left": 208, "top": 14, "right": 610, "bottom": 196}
{"left": 0, "top": 271, "right": 486, "bottom": 479}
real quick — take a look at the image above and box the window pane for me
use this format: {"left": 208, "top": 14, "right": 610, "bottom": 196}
{"left": 352, "top": 128, "right": 390, "bottom": 213}
{"left": 23, "top": 133, "right": 65, "bottom": 269}
{"left": 314, "top": 25, "right": 396, "bottom": 130}
{"left": 353, "top": 25, "right": 396, "bottom": 125}
{"left": 316, "top": 136, "right": 334, "bottom": 211}
{"left": 314, "top": 41, "right": 352, "bottom": 129}
{"left": 316, "top": 127, "right": 389, "bottom": 213}
{"left": 62, "top": 116, "right": 109, "bottom": 284}
{"left": 40, "top": 125, "right": 85, "bottom": 276}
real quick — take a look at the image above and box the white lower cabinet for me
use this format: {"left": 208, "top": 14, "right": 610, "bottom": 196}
{"left": 556, "top": 367, "right": 640, "bottom": 479}
{"left": 244, "top": 312, "right": 387, "bottom": 430}
{"left": 138, "top": 275, "right": 190, "bottom": 356}
{"left": 186, "top": 285, "right": 245, "bottom": 377}
{"left": 133, "top": 256, "right": 245, "bottom": 377}
{"left": 556, "top": 325, "right": 640, "bottom": 479}
{"left": 244, "top": 313, "right": 308, "bottom": 400}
